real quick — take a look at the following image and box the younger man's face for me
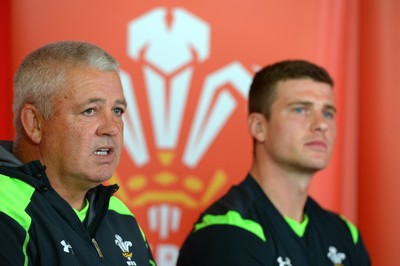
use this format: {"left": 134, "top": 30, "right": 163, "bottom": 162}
{"left": 263, "top": 78, "right": 336, "bottom": 173}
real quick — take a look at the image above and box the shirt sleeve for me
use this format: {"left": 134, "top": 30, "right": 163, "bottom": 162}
{"left": 0, "top": 212, "right": 33, "bottom": 266}
{"left": 354, "top": 232, "right": 371, "bottom": 266}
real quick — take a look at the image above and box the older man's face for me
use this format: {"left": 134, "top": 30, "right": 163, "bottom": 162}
{"left": 39, "top": 67, "right": 126, "bottom": 191}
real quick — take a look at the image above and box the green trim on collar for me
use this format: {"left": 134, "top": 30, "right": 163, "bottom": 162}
{"left": 284, "top": 214, "right": 309, "bottom": 237}
{"left": 108, "top": 196, "right": 133, "bottom": 216}
{"left": 73, "top": 199, "right": 89, "bottom": 222}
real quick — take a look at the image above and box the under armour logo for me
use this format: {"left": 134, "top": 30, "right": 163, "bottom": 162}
{"left": 60, "top": 240, "right": 74, "bottom": 254}
{"left": 277, "top": 256, "right": 292, "bottom": 266}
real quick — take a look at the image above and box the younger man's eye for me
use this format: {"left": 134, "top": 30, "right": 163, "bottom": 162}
{"left": 323, "top": 111, "right": 335, "bottom": 119}
{"left": 293, "top": 107, "right": 305, "bottom": 113}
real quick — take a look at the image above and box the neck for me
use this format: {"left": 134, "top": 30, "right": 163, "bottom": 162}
{"left": 250, "top": 157, "right": 314, "bottom": 222}
{"left": 14, "top": 138, "right": 88, "bottom": 210}
{"left": 13, "top": 138, "right": 37, "bottom": 164}
{"left": 45, "top": 169, "right": 89, "bottom": 211}
{"left": 14, "top": 137, "right": 92, "bottom": 211}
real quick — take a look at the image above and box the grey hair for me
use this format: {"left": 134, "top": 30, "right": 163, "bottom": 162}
{"left": 13, "top": 40, "right": 120, "bottom": 137}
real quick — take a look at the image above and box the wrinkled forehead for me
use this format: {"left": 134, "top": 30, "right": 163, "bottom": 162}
{"left": 55, "top": 69, "right": 125, "bottom": 105}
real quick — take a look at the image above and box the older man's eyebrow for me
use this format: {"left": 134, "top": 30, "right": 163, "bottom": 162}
{"left": 84, "top": 98, "right": 127, "bottom": 108}
{"left": 86, "top": 98, "right": 105, "bottom": 104}
{"left": 116, "top": 99, "right": 127, "bottom": 108}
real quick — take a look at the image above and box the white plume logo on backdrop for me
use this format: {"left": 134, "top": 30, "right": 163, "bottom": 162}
{"left": 117, "top": 7, "right": 252, "bottom": 265}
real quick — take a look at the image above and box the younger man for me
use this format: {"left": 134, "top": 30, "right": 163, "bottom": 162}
{"left": 177, "top": 60, "right": 370, "bottom": 265}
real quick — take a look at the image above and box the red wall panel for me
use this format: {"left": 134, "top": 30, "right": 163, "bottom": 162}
{"left": 359, "top": 0, "right": 400, "bottom": 264}
{"left": 0, "top": 0, "right": 12, "bottom": 140}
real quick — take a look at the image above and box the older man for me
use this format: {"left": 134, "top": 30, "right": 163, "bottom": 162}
{"left": 0, "top": 41, "right": 156, "bottom": 265}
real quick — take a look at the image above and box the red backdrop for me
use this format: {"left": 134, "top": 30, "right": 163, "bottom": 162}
{"left": 359, "top": 0, "right": 400, "bottom": 262}
{"left": 1, "top": 0, "right": 399, "bottom": 264}
{"left": 0, "top": 0, "right": 11, "bottom": 138}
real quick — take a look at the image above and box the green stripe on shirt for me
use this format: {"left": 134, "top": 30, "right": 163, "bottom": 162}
{"left": 0, "top": 174, "right": 35, "bottom": 266}
{"left": 194, "top": 210, "right": 266, "bottom": 241}
{"left": 340, "top": 215, "right": 359, "bottom": 244}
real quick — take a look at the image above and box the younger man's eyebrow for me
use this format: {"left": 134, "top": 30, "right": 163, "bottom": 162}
{"left": 287, "top": 100, "right": 313, "bottom": 107}
{"left": 324, "top": 104, "right": 337, "bottom": 114}
{"left": 287, "top": 101, "right": 337, "bottom": 113}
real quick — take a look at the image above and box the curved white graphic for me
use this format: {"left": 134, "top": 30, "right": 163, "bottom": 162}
{"left": 123, "top": 7, "right": 251, "bottom": 167}
{"left": 121, "top": 7, "right": 253, "bottom": 266}
{"left": 120, "top": 70, "right": 149, "bottom": 166}
{"left": 183, "top": 62, "right": 252, "bottom": 167}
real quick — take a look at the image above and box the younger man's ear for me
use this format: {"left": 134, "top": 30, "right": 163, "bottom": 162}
{"left": 248, "top": 113, "right": 267, "bottom": 142}
{"left": 20, "top": 104, "right": 44, "bottom": 144}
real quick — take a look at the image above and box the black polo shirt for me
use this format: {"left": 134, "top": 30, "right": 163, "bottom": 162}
{"left": 178, "top": 175, "right": 370, "bottom": 265}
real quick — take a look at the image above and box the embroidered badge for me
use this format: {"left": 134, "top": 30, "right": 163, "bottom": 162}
{"left": 327, "top": 246, "right": 346, "bottom": 265}
{"left": 115, "top": 234, "right": 136, "bottom": 265}
{"left": 277, "top": 256, "right": 292, "bottom": 266}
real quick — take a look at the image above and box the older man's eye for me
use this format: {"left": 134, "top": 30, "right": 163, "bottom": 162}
{"left": 83, "top": 108, "right": 95, "bottom": 116}
{"left": 113, "top": 107, "right": 124, "bottom": 116}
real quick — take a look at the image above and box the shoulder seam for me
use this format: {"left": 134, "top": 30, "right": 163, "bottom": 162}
{"left": 194, "top": 210, "right": 266, "bottom": 242}
{"left": 340, "top": 215, "right": 359, "bottom": 244}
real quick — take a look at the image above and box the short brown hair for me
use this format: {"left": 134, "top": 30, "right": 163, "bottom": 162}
{"left": 248, "top": 59, "right": 334, "bottom": 118}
